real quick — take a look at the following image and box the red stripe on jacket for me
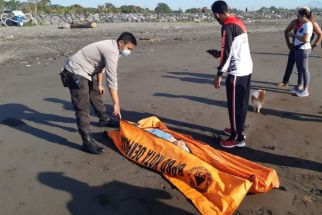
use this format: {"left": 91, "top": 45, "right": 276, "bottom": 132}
{"left": 223, "top": 16, "right": 247, "bottom": 33}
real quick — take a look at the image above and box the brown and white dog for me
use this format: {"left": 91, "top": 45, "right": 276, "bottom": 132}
{"left": 251, "top": 89, "right": 266, "bottom": 113}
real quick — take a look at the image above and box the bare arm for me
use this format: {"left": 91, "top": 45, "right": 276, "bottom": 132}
{"left": 97, "top": 73, "right": 104, "bottom": 85}
{"left": 108, "top": 88, "right": 121, "bottom": 118}
{"left": 312, "top": 21, "right": 322, "bottom": 48}
{"left": 285, "top": 20, "right": 296, "bottom": 49}
{"left": 96, "top": 72, "right": 106, "bottom": 95}
{"left": 103, "top": 49, "right": 120, "bottom": 117}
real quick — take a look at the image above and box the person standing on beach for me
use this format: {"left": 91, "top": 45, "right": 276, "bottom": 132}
{"left": 289, "top": 8, "right": 314, "bottom": 97}
{"left": 60, "top": 32, "right": 137, "bottom": 154}
{"left": 276, "top": 7, "right": 321, "bottom": 87}
{"left": 210, "top": 1, "right": 253, "bottom": 148}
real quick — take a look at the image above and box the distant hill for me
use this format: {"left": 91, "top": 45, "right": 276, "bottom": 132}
{"left": 307, "top": 1, "right": 322, "bottom": 8}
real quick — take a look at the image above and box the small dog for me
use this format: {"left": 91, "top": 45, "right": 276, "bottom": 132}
{"left": 251, "top": 89, "right": 266, "bottom": 113}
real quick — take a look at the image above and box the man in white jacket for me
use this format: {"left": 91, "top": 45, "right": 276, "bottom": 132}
{"left": 210, "top": 1, "right": 253, "bottom": 148}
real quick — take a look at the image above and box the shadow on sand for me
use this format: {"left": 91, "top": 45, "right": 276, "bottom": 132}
{"left": 0, "top": 103, "right": 79, "bottom": 150}
{"left": 38, "top": 172, "right": 195, "bottom": 215}
{"left": 153, "top": 92, "right": 322, "bottom": 123}
{"left": 251, "top": 51, "right": 322, "bottom": 59}
{"left": 162, "top": 71, "right": 292, "bottom": 94}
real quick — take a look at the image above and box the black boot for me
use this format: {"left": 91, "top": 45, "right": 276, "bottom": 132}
{"left": 98, "top": 115, "right": 119, "bottom": 128}
{"left": 98, "top": 114, "right": 110, "bottom": 127}
{"left": 81, "top": 133, "right": 104, "bottom": 154}
{"left": 98, "top": 118, "right": 111, "bottom": 127}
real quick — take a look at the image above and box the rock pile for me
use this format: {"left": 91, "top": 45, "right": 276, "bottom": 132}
{"left": 34, "top": 13, "right": 215, "bottom": 25}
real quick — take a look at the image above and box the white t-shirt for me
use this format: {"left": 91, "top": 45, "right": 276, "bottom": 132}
{"left": 294, "top": 22, "right": 313, "bottom": 49}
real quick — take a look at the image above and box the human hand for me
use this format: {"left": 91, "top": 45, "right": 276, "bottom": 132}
{"left": 207, "top": 49, "right": 221, "bottom": 58}
{"left": 113, "top": 104, "right": 122, "bottom": 119}
{"left": 98, "top": 85, "right": 106, "bottom": 95}
{"left": 311, "top": 44, "right": 317, "bottom": 50}
{"left": 214, "top": 75, "right": 222, "bottom": 89}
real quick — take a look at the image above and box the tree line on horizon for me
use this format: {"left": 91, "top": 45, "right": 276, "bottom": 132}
{"left": 0, "top": 1, "right": 193, "bottom": 14}
{"left": 0, "top": 0, "right": 313, "bottom": 15}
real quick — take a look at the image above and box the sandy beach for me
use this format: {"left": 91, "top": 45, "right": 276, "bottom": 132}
{"left": 0, "top": 21, "right": 321, "bottom": 215}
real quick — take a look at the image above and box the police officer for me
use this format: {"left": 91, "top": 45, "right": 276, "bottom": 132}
{"left": 60, "top": 32, "right": 137, "bottom": 154}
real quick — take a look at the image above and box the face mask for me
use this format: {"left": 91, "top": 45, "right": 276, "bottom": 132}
{"left": 119, "top": 48, "right": 131, "bottom": 57}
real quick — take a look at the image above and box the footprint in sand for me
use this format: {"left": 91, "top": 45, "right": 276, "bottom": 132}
{"left": 255, "top": 208, "right": 273, "bottom": 215}
{"left": 263, "top": 145, "right": 276, "bottom": 150}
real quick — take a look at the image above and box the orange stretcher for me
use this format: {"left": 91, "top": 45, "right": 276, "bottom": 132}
{"left": 108, "top": 116, "right": 279, "bottom": 215}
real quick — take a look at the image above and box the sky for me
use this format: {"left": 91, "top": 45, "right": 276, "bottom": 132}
{"left": 50, "top": 0, "right": 316, "bottom": 10}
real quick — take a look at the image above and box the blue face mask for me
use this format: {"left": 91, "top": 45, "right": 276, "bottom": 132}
{"left": 119, "top": 48, "right": 131, "bottom": 57}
